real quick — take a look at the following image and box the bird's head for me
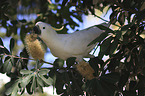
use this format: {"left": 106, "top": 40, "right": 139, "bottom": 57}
{"left": 33, "top": 22, "right": 64, "bottom": 38}
{"left": 33, "top": 22, "right": 56, "bottom": 37}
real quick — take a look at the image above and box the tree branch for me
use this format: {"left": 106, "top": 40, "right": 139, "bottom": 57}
{"left": 1, "top": 53, "right": 53, "bottom": 65}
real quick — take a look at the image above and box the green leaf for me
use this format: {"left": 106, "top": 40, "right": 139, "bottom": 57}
{"left": 100, "top": 36, "right": 113, "bottom": 52}
{"left": 5, "top": 84, "right": 14, "bottom": 95}
{"left": 39, "top": 75, "right": 53, "bottom": 85}
{"left": 26, "top": 81, "right": 33, "bottom": 95}
{"left": 55, "top": 79, "right": 64, "bottom": 94}
{"left": 20, "top": 48, "right": 29, "bottom": 65}
{"left": 20, "top": 69, "right": 33, "bottom": 74}
{"left": 37, "top": 84, "right": 43, "bottom": 93}
{"left": 136, "top": 9, "right": 145, "bottom": 22}
{"left": 66, "top": 57, "right": 76, "bottom": 68}
{"left": 118, "top": 70, "right": 129, "bottom": 88}
{"left": 62, "top": 0, "right": 68, "bottom": 6}
{"left": 110, "top": 38, "right": 118, "bottom": 55}
{"left": 95, "top": 24, "right": 113, "bottom": 33}
{"left": 121, "top": 23, "right": 133, "bottom": 31}
{"left": 10, "top": 38, "right": 15, "bottom": 52}
{"left": 3, "top": 14, "right": 9, "bottom": 20}
{"left": 100, "top": 79, "right": 116, "bottom": 95}
{"left": 31, "top": 75, "right": 36, "bottom": 92}
{"left": 89, "top": 57, "right": 100, "bottom": 75}
{"left": 48, "top": 4, "right": 58, "bottom": 10}
{"left": 116, "top": 30, "right": 122, "bottom": 40}
{"left": 85, "top": 79, "right": 106, "bottom": 95}
{"left": 3, "top": 58, "right": 12, "bottom": 73}
{"left": 0, "top": 38, "right": 4, "bottom": 46}
{"left": 20, "top": 25, "right": 27, "bottom": 43}
{"left": 100, "top": 72, "right": 120, "bottom": 84}
{"left": 38, "top": 69, "right": 49, "bottom": 75}
{"left": 53, "top": 59, "right": 64, "bottom": 68}
{"left": 11, "top": 20, "right": 18, "bottom": 25}
{"left": 63, "top": 72, "right": 70, "bottom": 84}
{"left": 20, "top": 88, "right": 25, "bottom": 95}
{"left": 118, "top": 12, "right": 125, "bottom": 26}
{"left": 19, "top": 19, "right": 27, "bottom": 23}
{"left": 6, "top": 26, "right": 12, "bottom": 37}
{"left": 0, "top": 57, "right": 3, "bottom": 67}
{"left": 37, "top": 76, "right": 44, "bottom": 87}
{"left": 143, "top": 68, "right": 145, "bottom": 76}
{"left": 110, "top": 11, "right": 118, "bottom": 24}
{"left": 0, "top": 48, "right": 4, "bottom": 55}
{"left": 3, "top": 47, "right": 10, "bottom": 54}
{"left": 98, "top": 51, "right": 104, "bottom": 59}
{"left": 95, "top": 79, "right": 106, "bottom": 96}
{"left": 4, "top": 56, "right": 10, "bottom": 62}
{"left": 21, "top": 74, "right": 34, "bottom": 88}
{"left": 11, "top": 84, "right": 18, "bottom": 96}
{"left": 5, "top": 81, "right": 19, "bottom": 96}
{"left": 58, "top": 59, "right": 64, "bottom": 68}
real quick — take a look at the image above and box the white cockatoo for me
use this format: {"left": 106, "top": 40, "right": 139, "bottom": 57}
{"left": 33, "top": 22, "right": 109, "bottom": 61}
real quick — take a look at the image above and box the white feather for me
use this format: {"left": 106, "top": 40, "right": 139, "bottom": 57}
{"left": 35, "top": 22, "right": 109, "bottom": 61}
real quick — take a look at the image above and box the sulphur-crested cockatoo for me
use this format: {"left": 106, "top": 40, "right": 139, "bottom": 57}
{"left": 33, "top": 22, "right": 109, "bottom": 61}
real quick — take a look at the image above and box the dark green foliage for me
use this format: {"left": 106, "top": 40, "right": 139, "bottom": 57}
{"left": 9, "top": 38, "right": 15, "bottom": 53}
{"left": 66, "top": 57, "right": 76, "bottom": 68}
{"left": 0, "top": 38, "right": 4, "bottom": 46}
{"left": 0, "top": 0, "right": 145, "bottom": 96}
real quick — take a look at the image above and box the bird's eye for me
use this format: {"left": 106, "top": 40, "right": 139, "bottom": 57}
{"left": 43, "top": 27, "right": 45, "bottom": 29}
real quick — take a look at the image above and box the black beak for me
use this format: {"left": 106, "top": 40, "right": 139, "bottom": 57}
{"left": 33, "top": 25, "right": 41, "bottom": 35}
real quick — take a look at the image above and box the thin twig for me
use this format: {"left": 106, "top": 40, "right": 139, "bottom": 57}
{"left": 40, "top": 59, "right": 53, "bottom": 65}
{"left": 3, "top": 53, "right": 31, "bottom": 60}
{"left": 1, "top": 53, "right": 53, "bottom": 65}
{"left": 94, "top": 14, "right": 109, "bottom": 23}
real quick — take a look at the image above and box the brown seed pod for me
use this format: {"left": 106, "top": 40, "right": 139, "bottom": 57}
{"left": 75, "top": 61, "right": 95, "bottom": 80}
{"left": 25, "top": 34, "right": 45, "bottom": 60}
